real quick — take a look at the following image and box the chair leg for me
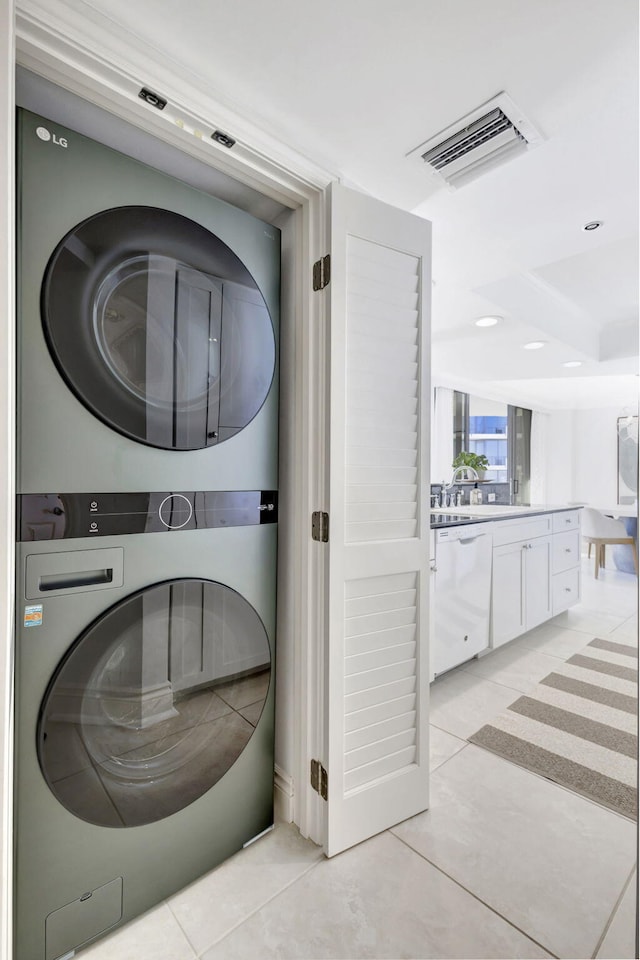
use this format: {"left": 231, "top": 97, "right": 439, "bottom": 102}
{"left": 631, "top": 541, "right": 638, "bottom": 575}
{"left": 600, "top": 544, "right": 606, "bottom": 569}
{"left": 587, "top": 542, "right": 592, "bottom": 559}
{"left": 594, "top": 542, "right": 600, "bottom": 579}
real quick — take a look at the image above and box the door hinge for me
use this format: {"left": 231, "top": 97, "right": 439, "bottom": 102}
{"left": 310, "top": 759, "right": 328, "bottom": 800}
{"left": 312, "top": 254, "right": 331, "bottom": 291}
{"left": 311, "top": 511, "right": 329, "bottom": 542}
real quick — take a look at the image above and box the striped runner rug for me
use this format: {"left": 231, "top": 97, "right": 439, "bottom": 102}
{"left": 469, "top": 637, "right": 638, "bottom": 820}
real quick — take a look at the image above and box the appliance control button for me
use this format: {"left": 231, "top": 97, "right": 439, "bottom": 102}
{"left": 158, "top": 494, "right": 193, "bottom": 529}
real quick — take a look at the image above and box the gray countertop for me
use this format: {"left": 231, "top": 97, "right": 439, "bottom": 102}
{"left": 430, "top": 504, "right": 580, "bottom": 529}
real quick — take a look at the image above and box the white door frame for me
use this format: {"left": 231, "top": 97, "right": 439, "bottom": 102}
{"left": 1, "top": 3, "right": 335, "bottom": 955}
{"left": 0, "top": 2, "right": 16, "bottom": 959}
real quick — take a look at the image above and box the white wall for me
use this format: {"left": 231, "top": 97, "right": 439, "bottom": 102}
{"left": 572, "top": 406, "right": 638, "bottom": 506}
{"left": 545, "top": 410, "right": 575, "bottom": 504}
{"left": 431, "top": 386, "right": 454, "bottom": 483}
{"left": 545, "top": 405, "right": 639, "bottom": 507}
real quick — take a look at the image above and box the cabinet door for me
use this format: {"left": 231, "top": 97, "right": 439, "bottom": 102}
{"left": 491, "top": 541, "right": 525, "bottom": 648}
{"left": 525, "top": 535, "right": 552, "bottom": 630}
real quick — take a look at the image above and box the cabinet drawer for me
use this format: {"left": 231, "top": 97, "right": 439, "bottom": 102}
{"left": 492, "top": 515, "right": 553, "bottom": 546}
{"left": 552, "top": 510, "right": 581, "bottom": 533}
{"left": 552, "top": 530, "right": 581, "bottom": 574}
{"left": 552, "top": 567, "right": 581, "bottom": 614}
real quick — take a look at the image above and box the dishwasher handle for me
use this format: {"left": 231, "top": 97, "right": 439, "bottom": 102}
{"left": 459, "top": 534, "right": 487, "bottom": 545}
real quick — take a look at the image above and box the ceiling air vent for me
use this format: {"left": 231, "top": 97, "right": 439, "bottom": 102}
{"left": 408, "top": 92, "right": 543, "bottom": 189}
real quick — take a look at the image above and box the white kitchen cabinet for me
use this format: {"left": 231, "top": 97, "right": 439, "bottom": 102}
{"left": 551, "top": 512, "right": 581, "bottom": 614}
{"left": 526, "top": 535, "right": 553, "bottom": 628}
{"left": 491, "top": 533, "right": 551, "bottom": 648}
{"left": 552, "top": 529, "right": 581, "bottom": 574}
{"left": 552, "top": 509, "right": 581, "bottom": 534}
{"left": 491, "top": 541, "right": 525, "bottom": 648}
{"left": 490, "top": 509, "right": 580, "bottom": 647}
{"left": 552, "top": 567, "right": 581, "bottom": 612}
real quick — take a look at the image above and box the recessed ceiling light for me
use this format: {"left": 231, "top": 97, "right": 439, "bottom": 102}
{"left": 583, "top": 220, "right": 603, "bottom": 231}
{"left": 524, "top": 340, "right": 547, "bottom": 350}
{"left": 562, "top": 360, "right": 583, "bottom": 368}
{"left": 475, "top": 315, "right": 501, "bottom": 327}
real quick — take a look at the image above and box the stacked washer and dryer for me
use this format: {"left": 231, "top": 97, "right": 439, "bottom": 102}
{"left": 14, "top": 108, "right": 280, "bottom": 960}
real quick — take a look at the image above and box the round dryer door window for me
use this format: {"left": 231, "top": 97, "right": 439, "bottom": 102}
{"left": 37, "top": 579, "right": 271, "bottom": 828}
{"left": 42, "top": 207, "right": 276, "bottom": 450}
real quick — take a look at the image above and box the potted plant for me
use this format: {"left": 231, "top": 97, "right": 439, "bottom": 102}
{"left": 452, "top": 451, "right": 490, "bottom": 481}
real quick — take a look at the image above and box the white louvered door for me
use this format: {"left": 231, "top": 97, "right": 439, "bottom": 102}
{"left": 324, "top": 183, "right": 431, "bottom": 856}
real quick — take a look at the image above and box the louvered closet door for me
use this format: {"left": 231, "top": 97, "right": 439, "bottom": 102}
{"left": 325, "top": 183, "right": 431, "bottom": 856}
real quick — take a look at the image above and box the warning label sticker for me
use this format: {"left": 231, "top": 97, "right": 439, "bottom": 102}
{"left": 24, "top": 604, "right": 43, "bottom": 628}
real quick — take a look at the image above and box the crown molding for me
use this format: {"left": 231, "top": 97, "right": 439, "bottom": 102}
{"left": 15, "top": 0, "right": 336, "bottom": 206}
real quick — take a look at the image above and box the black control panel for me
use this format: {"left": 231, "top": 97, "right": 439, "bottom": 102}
{"left": 18, "top": 491, "right": 278, "bottom": 542}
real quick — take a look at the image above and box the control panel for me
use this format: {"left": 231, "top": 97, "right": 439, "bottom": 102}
{"left": 18, "top": 490, "right": 278, "bottom": 541}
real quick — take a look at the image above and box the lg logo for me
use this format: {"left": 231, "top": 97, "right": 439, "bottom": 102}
{"left": 35, "top": 126, "right": 68, "bottom": 149}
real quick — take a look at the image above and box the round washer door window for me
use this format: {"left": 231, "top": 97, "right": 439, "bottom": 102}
{"left": 42, "top": 207, "right": 276, "bottom": 450}
{"left": 38, "top": 579, "right": 271, "bottom": 828}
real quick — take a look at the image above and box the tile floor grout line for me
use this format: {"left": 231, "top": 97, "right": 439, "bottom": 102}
{"left": 515, "top": 640, "right": 612, "bottom": 660}
{"left": 428, "top": 719, "right": 468, "bottom": 741}
{"left": 455, "top": 668, "right": 542, "bottom": 695}
{"left": 164, "top": 896, "right": 201, "bottom": 959}
{"left": 429, "top": 740, "right": 471, "bottom": 774}
{"left": 589, "top": 862, "right": 637, "bottom": 959}
{"left": 434, "top": 670, "right": 533, "bottom": 696}
{"left": 386, "top": 830, "right": 561, "bottom": 960}
{"left": 467, "top": 739, "right": 638, "bottom": 825}
{"left": 168, "top": 855, "right": 326, "bottom": 958}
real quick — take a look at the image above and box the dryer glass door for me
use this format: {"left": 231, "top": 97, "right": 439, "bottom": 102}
{"left": 38, "top": 579, "right": 271, "bottom": 827}
{"left": 42, "top": 207, "right": 276, "bottom": 450}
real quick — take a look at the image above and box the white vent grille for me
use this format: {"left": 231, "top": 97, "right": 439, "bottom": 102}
{"left": 345, "top": 236, "right": 421, "bottom": 543}
{"left": 343, "top": 572, "right": 418, "bottom": 794}
{"left": 408, "top": 92, "right": 543, "bottom": 189}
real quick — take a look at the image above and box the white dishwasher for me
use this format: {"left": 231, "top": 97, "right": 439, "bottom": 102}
{"left": 432, "top": 523, "right": 493, "bottom": 678}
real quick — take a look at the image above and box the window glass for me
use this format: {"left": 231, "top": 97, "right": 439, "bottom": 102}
{"left": 468, "top": 396, "right": 508, "bottom": 482}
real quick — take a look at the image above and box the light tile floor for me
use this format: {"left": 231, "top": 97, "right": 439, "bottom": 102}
{"left": 79, "top": 555, "right": 638, "bottom": 960}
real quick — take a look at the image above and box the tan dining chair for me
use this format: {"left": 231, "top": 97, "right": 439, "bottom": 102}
{"left": 581, "top": 507, "right": 638, "bottom": 579}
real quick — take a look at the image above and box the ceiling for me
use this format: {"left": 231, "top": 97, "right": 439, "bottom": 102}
{"left": 45, "top": 0, "right": 640, "bottom": 409}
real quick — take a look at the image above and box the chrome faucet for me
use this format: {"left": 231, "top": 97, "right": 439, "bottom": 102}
{"left": 445, "top": 464, "right": 479, "bottom": 490}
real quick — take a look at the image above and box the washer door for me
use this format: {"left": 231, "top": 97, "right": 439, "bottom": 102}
{"left": 38, "top": 579, "right": 271, "bottom": 827}
{"left": 42, "top": 207, "right": 276, "bottom": 450}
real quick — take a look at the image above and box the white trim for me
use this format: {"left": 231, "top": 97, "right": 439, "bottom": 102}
{"left": 273, "top": 764, "right": 295, "bottom": 824}
{"left": 0, "top": 2, "right": 15, "bottom": 959}
{"left": 297, "top": 187, "right": 330, "bottom": 845}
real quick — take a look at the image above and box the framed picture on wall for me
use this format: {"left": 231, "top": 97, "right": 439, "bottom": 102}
{"left": 617, "top": 415, "right": 638, "bottom": 504}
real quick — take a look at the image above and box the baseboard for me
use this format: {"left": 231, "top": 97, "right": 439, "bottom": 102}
{"left": 273, "top": 763, "right": 294, "bottom": 823}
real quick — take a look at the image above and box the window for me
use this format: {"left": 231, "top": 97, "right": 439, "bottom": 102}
{"left": 453, "top": 391, "right": 532, "bottom": 502}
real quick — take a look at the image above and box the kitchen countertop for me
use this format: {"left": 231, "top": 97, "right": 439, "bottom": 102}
{"left": 430, "top": 504, "right": 580, "bottom": 529}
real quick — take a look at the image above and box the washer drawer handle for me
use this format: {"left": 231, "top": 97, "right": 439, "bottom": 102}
{"left": 39, "top": 568, "right": 114, "bottom": 592}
